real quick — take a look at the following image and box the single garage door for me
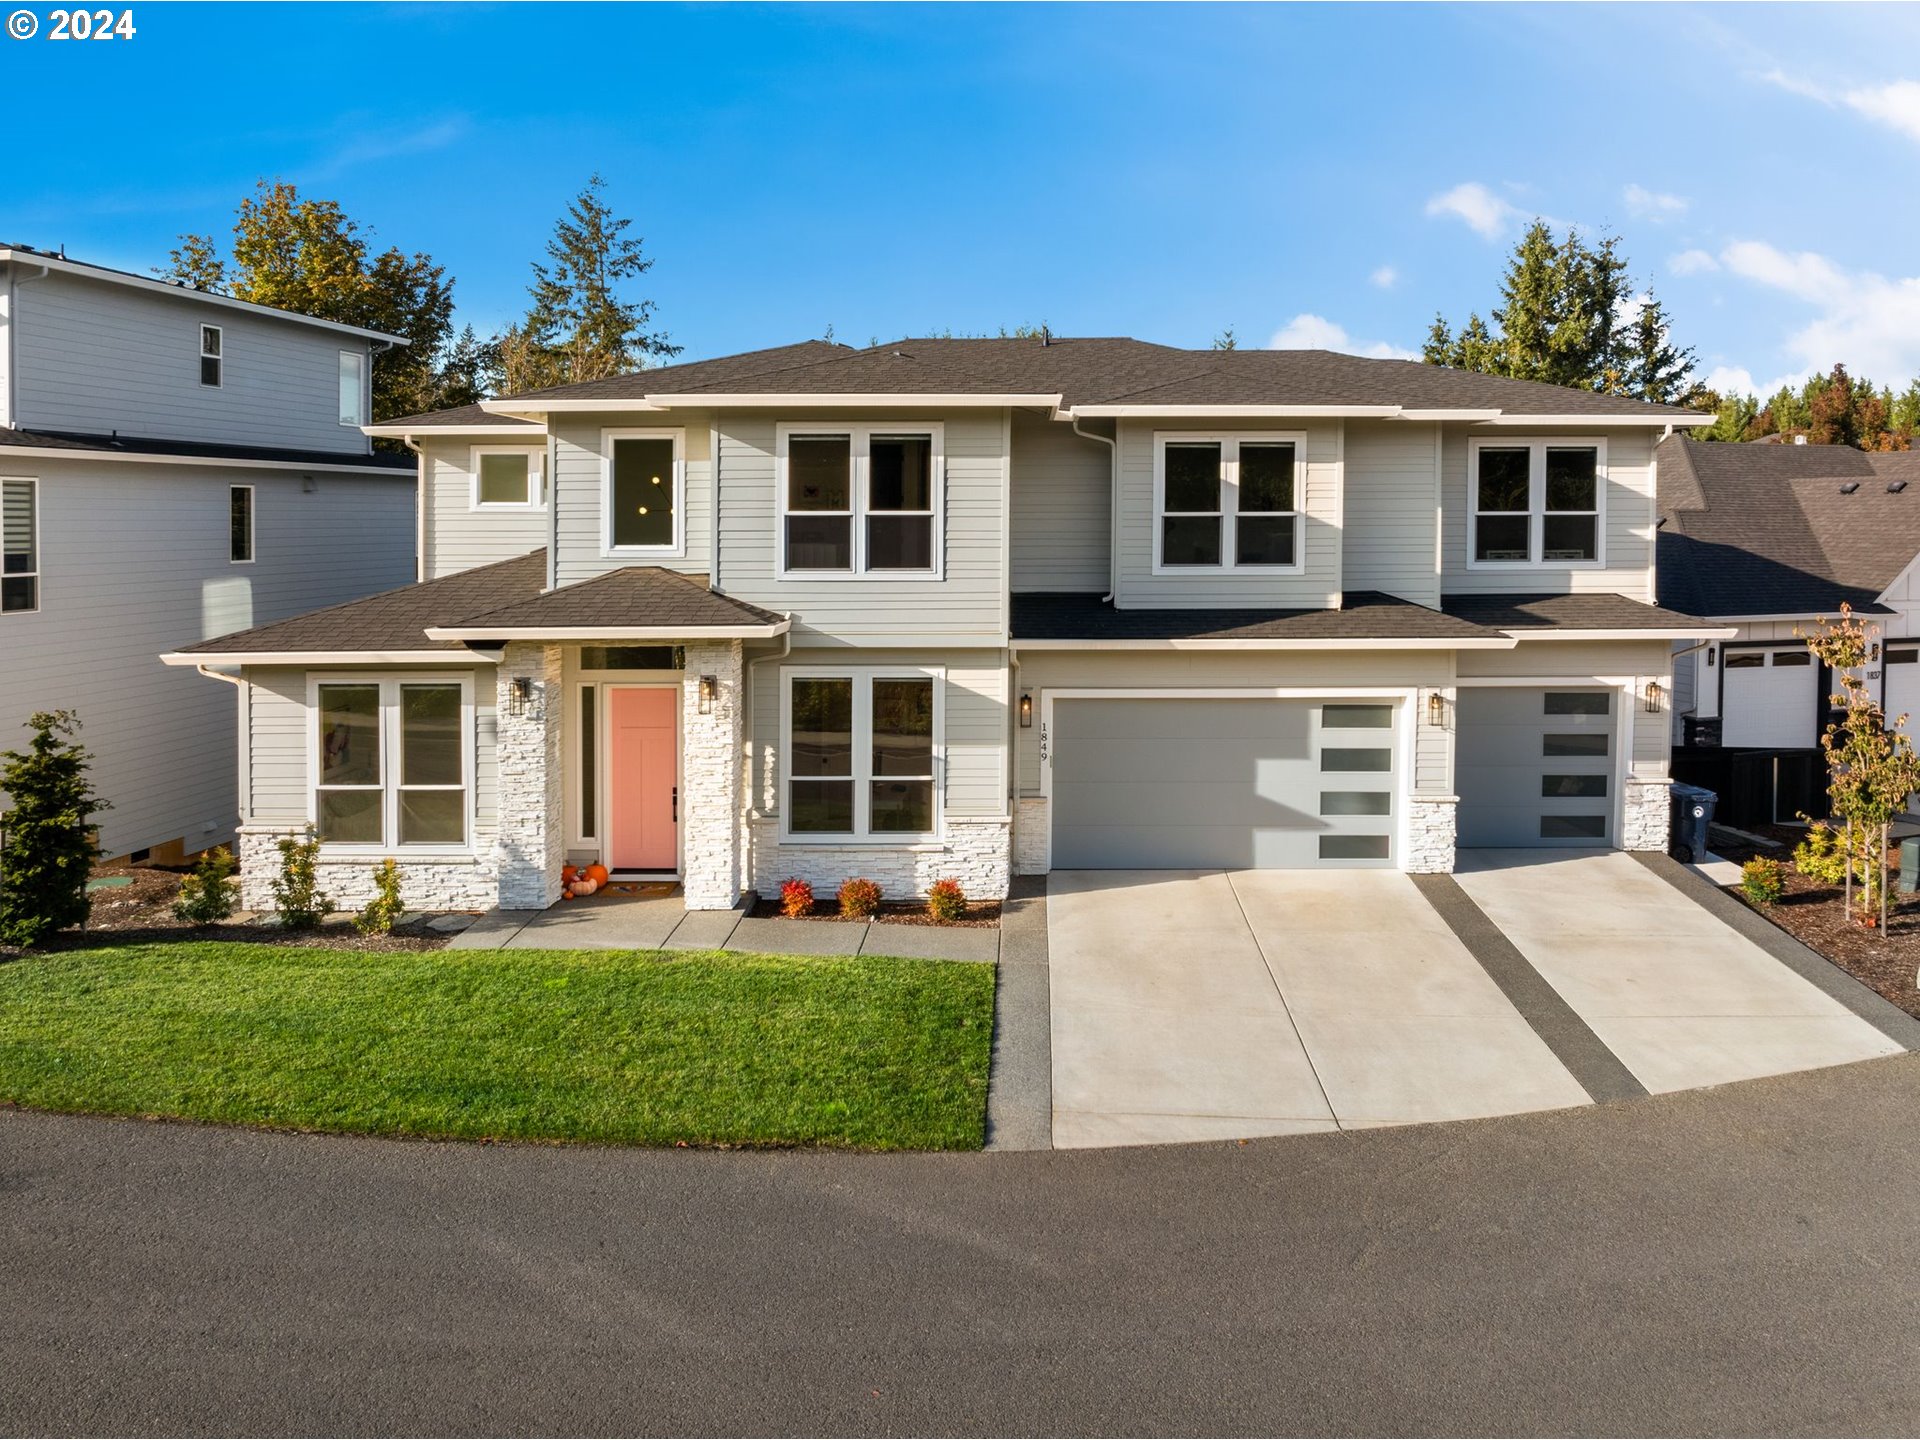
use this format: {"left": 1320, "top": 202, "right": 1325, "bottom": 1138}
{"left": 1456, "top": 687, "right": 1615, "bottom": 847}
{"left": 1721, "top": 646, "right": 1818, "bottom": 749}
{"left": 1049, "top": 697, "right": 1400, "bottom": 868}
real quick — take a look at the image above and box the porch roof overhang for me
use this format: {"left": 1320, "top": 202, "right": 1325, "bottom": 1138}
{"left": 423, "top": 622, "right": 788, "bottom": 642}
{"left": 1009, "top": 590, "right": 1515, "bottom": 648}
{"left": 1440, "top": 591, "right": 1731, "bottom": 641}
{"left": 421, "top": 563, "right": 791, "bottom": 643}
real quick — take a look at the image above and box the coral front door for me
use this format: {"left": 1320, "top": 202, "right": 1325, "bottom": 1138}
{"left": 608, "top": 687, "right": 678, "bottom": 872}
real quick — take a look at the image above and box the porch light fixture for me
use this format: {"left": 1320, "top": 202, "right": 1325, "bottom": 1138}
{"left": 1019, "top": 691, "right": 1033, "bottom": 728}
{"left": 1644, "top": 679, "right": 1664, "bottom": 714}
{"left": 509, "top": 676, "right": 533, "bottom": 717}
{"left": 698, "top": 675, "right": 717, "bottom": 714}
{"left": 1425, "top": 691, "right": 1446, "bottom": 727}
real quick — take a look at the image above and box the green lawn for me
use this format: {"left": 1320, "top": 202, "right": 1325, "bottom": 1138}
{"left": 0, "top": 942, "right": 995, "bottom": 1150}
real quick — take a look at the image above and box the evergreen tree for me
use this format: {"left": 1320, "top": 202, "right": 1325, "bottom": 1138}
{"left": 433, "top": 324, "right": 502, "bottom": 409}
{"left": 0, "top": 711, "right": 107, "bottom": 947}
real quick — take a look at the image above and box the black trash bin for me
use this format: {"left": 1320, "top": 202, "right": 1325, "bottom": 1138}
{"left": 1670, "top": 781, "right": 1718, "bottom": 863}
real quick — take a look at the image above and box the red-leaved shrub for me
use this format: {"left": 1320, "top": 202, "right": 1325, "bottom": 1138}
{"left": 779, "top": 877, "right": 814, "bottom": 917}
{"left": 838, "top": 877, "right": 882, "bottom": 919}
{"left": 927, "top": 878, "right": 967, "bottom": 922}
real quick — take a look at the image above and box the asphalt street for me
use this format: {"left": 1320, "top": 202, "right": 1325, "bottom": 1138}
{"left": 6, "top": 1056, "right": 1920, "bottom": 1436}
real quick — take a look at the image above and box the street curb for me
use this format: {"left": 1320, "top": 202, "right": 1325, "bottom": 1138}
{"left": 984, "top": 875, "right": 1053, "bottom": 1151}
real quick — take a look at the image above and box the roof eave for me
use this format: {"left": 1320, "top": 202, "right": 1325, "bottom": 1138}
{"left": 1008, "top": 635, "right": 1516, "bottom": 651}
{"left": 481, "top": 394, "right": 1065, "bottom": 415}
{"left": 0, "top": 444, "right": 412, "bottom": 475}
{"left": 362, "top": 423, "right": 542, "bottom": 438}
{"left": 1504, "top": 626, "right": 1737, "bottom": 641}
{"left": 163, "top": 650, "right": 471, "bottom": 667}
{"left": 421, "top": 622, "right": 790, "bottom": 642}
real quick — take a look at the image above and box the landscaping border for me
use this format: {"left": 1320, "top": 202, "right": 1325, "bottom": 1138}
{"left": 984, "top": 875, "right": 1052, "bottom": 1151}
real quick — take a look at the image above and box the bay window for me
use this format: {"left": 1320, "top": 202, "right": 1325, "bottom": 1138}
{"left": 777, "top": 424, "right": 942, "bottom": 576}
{"left": 784, "top": 670, "right": 941, "bottom": 839}
{"left": 1153, "top": 433, "right": 1301, "bottom": 572}
{"left": 1469, "top": 438, "right": 1604, "bottom": 566}
{"left": 313, "top": 677, "right": 471, "bottom": 849}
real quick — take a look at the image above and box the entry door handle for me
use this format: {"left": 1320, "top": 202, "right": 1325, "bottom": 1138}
{"left": 672, "top": 785, "right": 679, "bottom": 823}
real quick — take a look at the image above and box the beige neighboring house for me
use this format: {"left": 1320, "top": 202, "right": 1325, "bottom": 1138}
{"left": 0, "top": 246, "right": 417, "bottom": 862}
{"left": 165, "top": 337, "right": 1722, "bottom": 911}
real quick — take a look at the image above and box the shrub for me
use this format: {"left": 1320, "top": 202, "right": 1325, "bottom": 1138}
{"left": 927, "top": 878, "right": 967, "bottom": 923}
{"left": 1741, "top": 857, "right": 1785, "bottom": 907}
{"left": 0, "top": 710, "right": 108, "bottom": 948}
{"left": 838, "top": 877, "right": 882, "bottom": 919}
{"left": 271, "top": 827, "right": 332, "bottom": 930}
{"left": 779, "top": 877, "right": 814, "bottom": 918}
{"left": 173, "top": 846, "right": 239, "bottom": 924}
{"left": 354, "top": 858, "right": 406, "bottom": 937}
{"left": 1793, "top": 822, "right": 1849, "bottom": 886}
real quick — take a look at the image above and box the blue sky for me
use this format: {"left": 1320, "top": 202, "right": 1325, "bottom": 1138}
{"left": 7, "top": 2, "right": 1920, "bottom": 397}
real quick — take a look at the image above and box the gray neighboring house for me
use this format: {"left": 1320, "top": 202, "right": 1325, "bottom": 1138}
{"left": 167, "top": 337, "right": 1724, "bottom": 912}
{"left": 1, "top": 246, "right": 417, "bottom": 862}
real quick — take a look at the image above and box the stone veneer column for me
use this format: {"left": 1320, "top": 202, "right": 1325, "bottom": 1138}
{"left": 1622, "top": 777, "right": 1672, "bottom": 851}
{"left": 680, "top": 639, "right": 746, "bottom": 910}
{"left": 1404, "top": 796, "right": 1458, "bottom": 874}
{"left": 495, "top": 643, "right": 564, "bottom": 910}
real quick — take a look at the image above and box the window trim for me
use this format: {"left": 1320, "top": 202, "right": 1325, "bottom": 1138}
{"left": 469, "top": 445, "right": 545, "bottom": 512}
{"left": 601, "top": 427, "right": 687, "bottom": 558}
{"left": 306, "top": 673, "right": 476, "bottom": 857}
{"left": 200, "top": 324, "right": 223, "bottom": 389}
{"left": 337, "top": 349, "right": 366, "bottom": 428}
{"left": 1466, "top": 436, "right": 1608, "bottom": 570}
{"left": 1, "top": 476, "right": 39, "bottom": 616}
{"left": 229, "top": 483, "right": 255, "bottom": 565}
{"left": 778, "top": 665, "right": 945, "bottom": 844}
{"left": 1150, "top": 431, "right": 1306, "bottom": 576}
{"left": 774, "top": 421, "right": 946, "bottom": 581}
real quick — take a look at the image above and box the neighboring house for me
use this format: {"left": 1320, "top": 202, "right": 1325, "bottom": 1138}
{"left": 1658, "top": 434, "right": 1920, "bottom": 822}
{"left": 1, "top": 246, "right": 418, "bottom": 861}
{"left": 165, "top": 337, "right": 1721, "bottom": 912}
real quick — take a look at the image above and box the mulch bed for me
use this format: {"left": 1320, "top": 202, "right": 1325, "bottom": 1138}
{"left": 747, "top": 897, "right": 1001, "bottom": 929}
{"left": 1708, "top": 823, "right": 1920, "bottom": 1018}
{"left": 0, "top": 864, "right": 453, "bottom": 957}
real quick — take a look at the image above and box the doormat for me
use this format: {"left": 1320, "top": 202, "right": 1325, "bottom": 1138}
{"left": 600, "top": 881, "right": 677, "bottom": 898}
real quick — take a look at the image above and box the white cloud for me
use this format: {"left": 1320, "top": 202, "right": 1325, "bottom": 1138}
{"left": 1759, "top": 67, "right": 1832, "bottom": 104}
{"left": 1713, "top": 239, "right": 1920, "bottom": 381}
{"left": 1844, "top": 79, "right": 1920, "bottom": 143}
{"left": 1700, "top": 364, "right": 1811, "bottom": 400}
{"left": 1669, "top": 249, "right": 1720, "bottom": 276}
{"left": 1369, "top": 264, "right": 1399, "bottom": 290}
{"left": 1624, "top": 183, "right": 1688, "bottom": 221}
{"left": 1268, "top": 313, "right": 1416, "bottom": 361}
{"left": 1719, "top": 241, "right": 1850, "bottom": 305}
{"left": 1424, "top": 182, "right": 1519, "bottom": 240}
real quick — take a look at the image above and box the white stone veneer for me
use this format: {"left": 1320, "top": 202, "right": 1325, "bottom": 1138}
{"left": 1404, "top": 795, "right": 1457, "bottom": 874}
{"left": 496, "top": 643, "right": 564, "bottom": 910}
{"left": 1622, "top": 777, "right": 1671, "bottom": 851}
{"left": 749, "top": 816, "right": 1011, "bottom": 901}
{"left": 236, "top": 826, "right": 498, "bottom": 912}
{"left": 680, "top": 640, "right": 746, "bottom": 910}
{"left": 1013, "top": 797, "right": 1050, "bottom": 876}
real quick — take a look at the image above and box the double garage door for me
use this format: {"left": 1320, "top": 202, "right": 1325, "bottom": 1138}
{"left": 1049, "top": 698, "right": 1401, "bottom": 868}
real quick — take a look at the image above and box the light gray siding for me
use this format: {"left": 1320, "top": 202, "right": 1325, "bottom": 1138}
{"left": 1342, "top": 420, "right": 1439, "bottom": 605}
{"left": 0, "top": 458, "right": 416, "bottom": 856}
{"left": 1009, "top": 408, "right": 1109, "bottom": 593}
{"left": 1440, "top": 423, "right": 1660, "bottom": 598}
{"left": 1113, "top": 417, "right": 1342, "bottom": 609}
{"left": 551, "top": 415, "right": 714, "bottom": 588}
{"left": 8, "top": 266, "right": 373, "bottom": 453}
{"left": 421, "top": 435, "right": 548, "bottom": 579}
{"left": 1457, "top": 637, "right": 1672, "bottom": 780}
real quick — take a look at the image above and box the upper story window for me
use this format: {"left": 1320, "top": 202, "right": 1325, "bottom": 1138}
{"left": 1153, "top": 432, "right": 1302, "bottom": 573}
{"left": 776, "top": 423, "right": 943, "bottom": 578}
{"left": 471, "top": 447, "right": 544, "bottom": 510}
{"left": 229, "top": 484, "right": 254, "bottom": 563}
{"left": 199, "top": 325, "right": 222, "bottom": 388}
{"left": 1468, "top": 438, "right": 1604, "bottom": 567}
{"left": 2, "top": 478, "right": 37, "bottom": 613}
{"left": 783, "top": 668, "right": 941, "bottom": 840}
{"left": 338, "top": 351, "right": 366, "bottom": 427}
{"left": 313, "top": 677, "right": 471, "bottom": 850}
{"left": 602, "top": 428, "right": 684, "bottom": 555}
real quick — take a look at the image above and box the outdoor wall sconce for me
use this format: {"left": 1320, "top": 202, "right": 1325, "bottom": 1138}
{"left": 1425, "top": 691, "right": 1446, "bottom": 726}
{"left": 1706, "top": 646, "right": 1716, "bottom": 667}
{"left": 509, "top": 676, "right": 533, "bottom": 717}
{"left": 699, "top": 675, "right": 718, "bottom": 714}
{"left": 1644, "top": 679, "right": 1664, "bottom": 713}
{"left": 1019, "top": 691, "right": 1033, "bottom": 728}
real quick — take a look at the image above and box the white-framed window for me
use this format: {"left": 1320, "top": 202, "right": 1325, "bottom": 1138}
{"left": 2, "top": 478, "right": 38, "bottom": 614}
{"left": 775, "top": 422, "right": 943, "bottom": 578}
{"left": 338, "top": 350, "right": 366, "bottom": 427}
{"left": 1152, "top": 432, "right": 1304, "bottom": 573}
{"left": 1467, "top": 437, "right": 1606, "bottom": 567}
{"left": 200, "top": 325, "right": 222, "bottom": 388}
{"left": 229, "top": 484, "right": 254, "bottom": 564}
{"left": 310, "top": 675, "right": 473, "bottom": 851}
{"left": 470, "top": 447, "right": 544, "bottom": 510}
{"left": 602, "top": 428, "right": 686, "bottom": 555}
{"left": 780, "top": 667, "right": 943, "bottom": 841}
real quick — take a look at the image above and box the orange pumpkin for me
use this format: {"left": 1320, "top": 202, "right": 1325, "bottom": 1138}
{"left": 562, "top": 864, "right": 579, "bottom": 884}
{"left": 561, "top": 889, "right": 575, "bottom": 901}
{"left": 584, "top": 863, "right": 610, "bottom": 886}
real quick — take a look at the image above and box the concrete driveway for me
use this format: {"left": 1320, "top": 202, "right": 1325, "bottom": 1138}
{"left": 1048, "top": 854, "right": 1908, "bottom": 1149}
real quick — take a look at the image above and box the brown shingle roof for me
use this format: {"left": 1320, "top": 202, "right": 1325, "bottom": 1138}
{"left": 439, "top": 566, "right": 785, "bottom": 633}
{"left": 0, "top": 425, "right": 413, "bottom": 470}
{"left": 1440, "top": 592, "right": 1717, "bottom": 632}
{"left": 1011, "top": 591, "right": 1502, "bottom": 643}
{"left": 372, "top": 402, "right": 537, "bottom": 430}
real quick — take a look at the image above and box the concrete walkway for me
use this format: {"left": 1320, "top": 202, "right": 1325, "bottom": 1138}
{"left": 1455, "top": 849, "right": 1905, "bottom": 1093}
{"left": 447, "top": 889, "right": 999, "bottom": 962}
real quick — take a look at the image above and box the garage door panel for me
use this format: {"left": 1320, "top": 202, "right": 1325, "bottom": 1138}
{"left": 1049, "top": 697, "right": 1398, "bottom": 870}
{"left": 1721, "top": 648, "right": 1817, "bottom": 749}
{"left": 1457, "top": 687, "right": 1616, "bottom": 849}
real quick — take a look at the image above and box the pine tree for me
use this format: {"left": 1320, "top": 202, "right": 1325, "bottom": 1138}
{"left": 0, "top": 711, "right": 108, "bottom": 947}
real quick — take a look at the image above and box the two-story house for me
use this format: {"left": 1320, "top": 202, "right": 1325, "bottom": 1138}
{"left": 165, "top": 337, "right": 1720, "bottom": 912}
{"left": 1, "top": 246, "right": 417, "bottom": 862}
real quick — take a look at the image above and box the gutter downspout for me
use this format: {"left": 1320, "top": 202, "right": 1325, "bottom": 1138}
{"left": 709, "top": 419, "right": 723, "bottom": 593}
{"left": 401, "top": 435, "right": 425, "bottom": 582}
{"left": 546, "top": 425, "right": 560, "bottom": 592}
{"left": 1008, "top": 645, "right": 1022, "bottom": 817}
{"left": 1071, "top": 414, "right": 1118, "bottom": 602}
{"left": 196, "top": 664, "right": 252, "bottom": 836}
{"left": 744, "top": 632, "right": 794, "bottom": 831}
